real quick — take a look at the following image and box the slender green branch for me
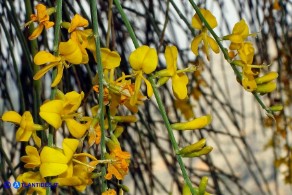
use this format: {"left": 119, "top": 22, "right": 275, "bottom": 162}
{"left": 89, "top": 0, "right": 107, "bottom": 192}
{"left": 188, "top": 0, "right": 273, "bottom": 115}
{"left": 113, "top": 0, "right": 196, "bottom": 194}
{"left": 149, "top": 76, "right": 197, "bottom": 195}
{"left": 47, "top": 0, "right": 63, "bottom": 149}
{"left": 113, "top": 0, "right": 139, "bottom": 48}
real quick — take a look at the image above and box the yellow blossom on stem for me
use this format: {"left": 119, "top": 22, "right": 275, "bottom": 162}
{"left": 129, "top": 45, "right": 158, "bottom": 105}
{"left": 17, "top": 171, "right": 47, "bottom": 195}
{"left": 24, "top": 4, "right": 55, "bottom": 40}
{"left": 39, "top": 91, "right": 89, "bottom": 138}
{"left": 191, "top": 8, "right": 219, "bottom": 60}
{"left": 20, "top": 145, "right": 41, "bottom": 168}
{"left": 40, "top": 138, "right": 79, "bottom": 177}
{"left": 1, "top": 111, "right": 43, "bottom": 146}
{"left": 223, "top": 19, "right": 257, "bottom": 50}
{"left": 64, "top": 14, "right": 94, "bottom": 63}
{"left": 156, "top": 46, "right": 190, "bottom": 100}
{"left": 53, "top": 153, "right": 98, "bottom": 192}
{"left": 33, "top": 39, "right": 83, "bottom": 87}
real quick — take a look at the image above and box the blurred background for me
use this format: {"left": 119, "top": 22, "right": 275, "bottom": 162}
{"left": 0, "top": 0, "right": 291, "bottom": 194}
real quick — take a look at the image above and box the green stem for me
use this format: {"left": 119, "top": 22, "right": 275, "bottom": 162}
{"left": 89, "top": 0, "right": 107, "bottom": 192}
{"left": 113, "top": 0, "right": 139, "bottom": 48}
{"left": 113, "top": 0, "right": 196, "bottom": 194}
{"left": 188, "top": 0, "right": 273, "bottom": 115}
{"left": 149, "top": 76, "right": 197, "bottom": 195}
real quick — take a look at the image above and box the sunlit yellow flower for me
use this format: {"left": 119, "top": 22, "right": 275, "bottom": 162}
{"left": 171, "top": 114, "right": 212, "bottom": 130}
{"left": 25, "top": 4, "right": 55, "bottom": 40}
{"left": 17, "top": 171, "right": 47, "bottom": 195}
{"left": 191, "top": 9, "right": 219, "bottom": 60}
{"left": 40, "top": 138, "right": 79, "bottom": 177}
{"left": 101, "top": 48, "right": 121, "bottom": 70}
{"left": 129, "top": 45, "right": 158, "bottom": 105}
{"left": 20, "top": 146, "right": 41, "bottom": 168}
{"left": 223, "top": 19, "right": 256, "bottom": 50}
{"left": 39, "top": 91, "right": 88, "bottom": 137}
{"left": 52, "top": 153, "right": 98, "bottom": 192}
{"left": 65, "top": 14, "right": 93, "bottom": 63}
{"left": 105, "top": 147, "right": 131, "bottom": 180}
{"left": 156, "top": 46, "right": 189, "bottom": 100}
{"left": 1, "top": 111, "right": 43, "bottom": 145}
{"left": 33, "top": 39, "right": 83, "bottom": 87}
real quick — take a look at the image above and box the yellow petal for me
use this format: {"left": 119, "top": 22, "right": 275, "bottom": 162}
{"left": 171, "top": 114, "right": 212, "bottom": 130}
{"left": 62, "top": 138, "right": 79, "bottom": 162}
{"left": 191, "top": 34, "right": 203, "bottom": 56}
{"left": 16, "top": 127, "right": 32, "bottom": 141}
{"left": 192, "top": 13, "right": 203, "bottom": 30}
{"left": 142, "top": 47, "right": 158, "bottom": 74}
{"left": 51, "top": 63, "right": 64, "bottom": 87}
{"left": 207, "top": 36, "right": 220, "bottom": 53}
{"left": 2, "top": 111, "right": 22, "bottom": 124}
{"left": 39, "top": 100, "right": 63, "bottom": 129}
{"left": 202, "top": 9, "right": 218, "bottom": 29}
{"left": 33, "top": 62, "right": 60, "bottom": 81}
{"left": 172, "top": 73, "right": 188, "bottom": 100}
{"left": 34, "top": 51, "right": 61, "bottom": 65}
{"left": 144, "top": 77, "right": 153, "bottom": 97}
{"left": 129, "top": 45, "right": 158, "bottom": 74}
{"left": 32, "top": 132, "right": 42, "bottom": 148}
{"left": 68, "top": 14, "right": 89, "bottom": 33}
{"left": 165, "top": 46, "right": 178, "bottom": 76}
{"left": 65, "top": 119, "right": 88, "bottom": 138}
{"left": 59, "top": 39, "right": 83, "bottom": 64}
{"left": 101, "top": 48, "right": 121, "bottom": 69}
{"left": 40, "top": 146, "right": 68, "bottom": 177}
{"left": 232, "top": 19, "right": 249, "bottom": 38}
{"left": 28, "top": 24, "right": 44, "bottom": 40}
{"left": 192, "top": 9, "right": 217, "bottom": 30}
{"left": 130, "top": 73, "right": 142, "bottom": 106}
{"left": 40, "top": 162, "right": 68, "bottom": 177}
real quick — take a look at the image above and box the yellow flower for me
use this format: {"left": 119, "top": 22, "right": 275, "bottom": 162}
{"left": 191, "top": 9, "right": 219, "bottom": 60}
{"left": 33, "top": 39, "right": 83, "bottom": 87}
{"left": 40, "top": 91, "right": 88, "bottom": 137}
{"left": 129, "top": 45, "right": 158, "bottom": 105}
{"left": 17, "top": 171, "right": 47, "bottom": 195}
{"left": 156, "top": 46, "right": 189, "bottom": 100}
{"left": 105, "top": 144, "right": 131, "bottom": 180}
{"left": 223, "top": 19, "right": 257, "bottom": 50}
{"left": 20, "top": 146, "right": 41, "bottom": 168}
{"left": 1, "top": 111, "right": 43, "bottom": 145}
{"left": 52, "top": 153, "right": 98, "bottom": 192}
{"left": 25, "top": 4, "right": 55, "bottom": 40}
{"left": 171, "top": 114, "right": 212, "bottom": 130}
{"left": 40, "top": 138, "right": 79, "bottom": 177}
{"left": 66, "top": 14, "right": 93, "bottom": 64}
{"left": 101, "top": 48, "right": 121, "bottom": 69}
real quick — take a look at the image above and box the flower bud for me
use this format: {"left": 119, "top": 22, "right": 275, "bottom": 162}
{"left": 171, "top": 115, "right": 212, "bottom": 130}
{"left": 256, "top": 81, "right": 277, "bottom": 93}
{"left": 269, "top": 105, "right": 283, "bottom": 112}
{"left": 177, "top": 138, "right": 206, "bottom": 155}
{"left": 181, "top": 146, "right": 213, "bottom": 157}
{"left": 255, "top": 72, "right": 278, "bottom": 84}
